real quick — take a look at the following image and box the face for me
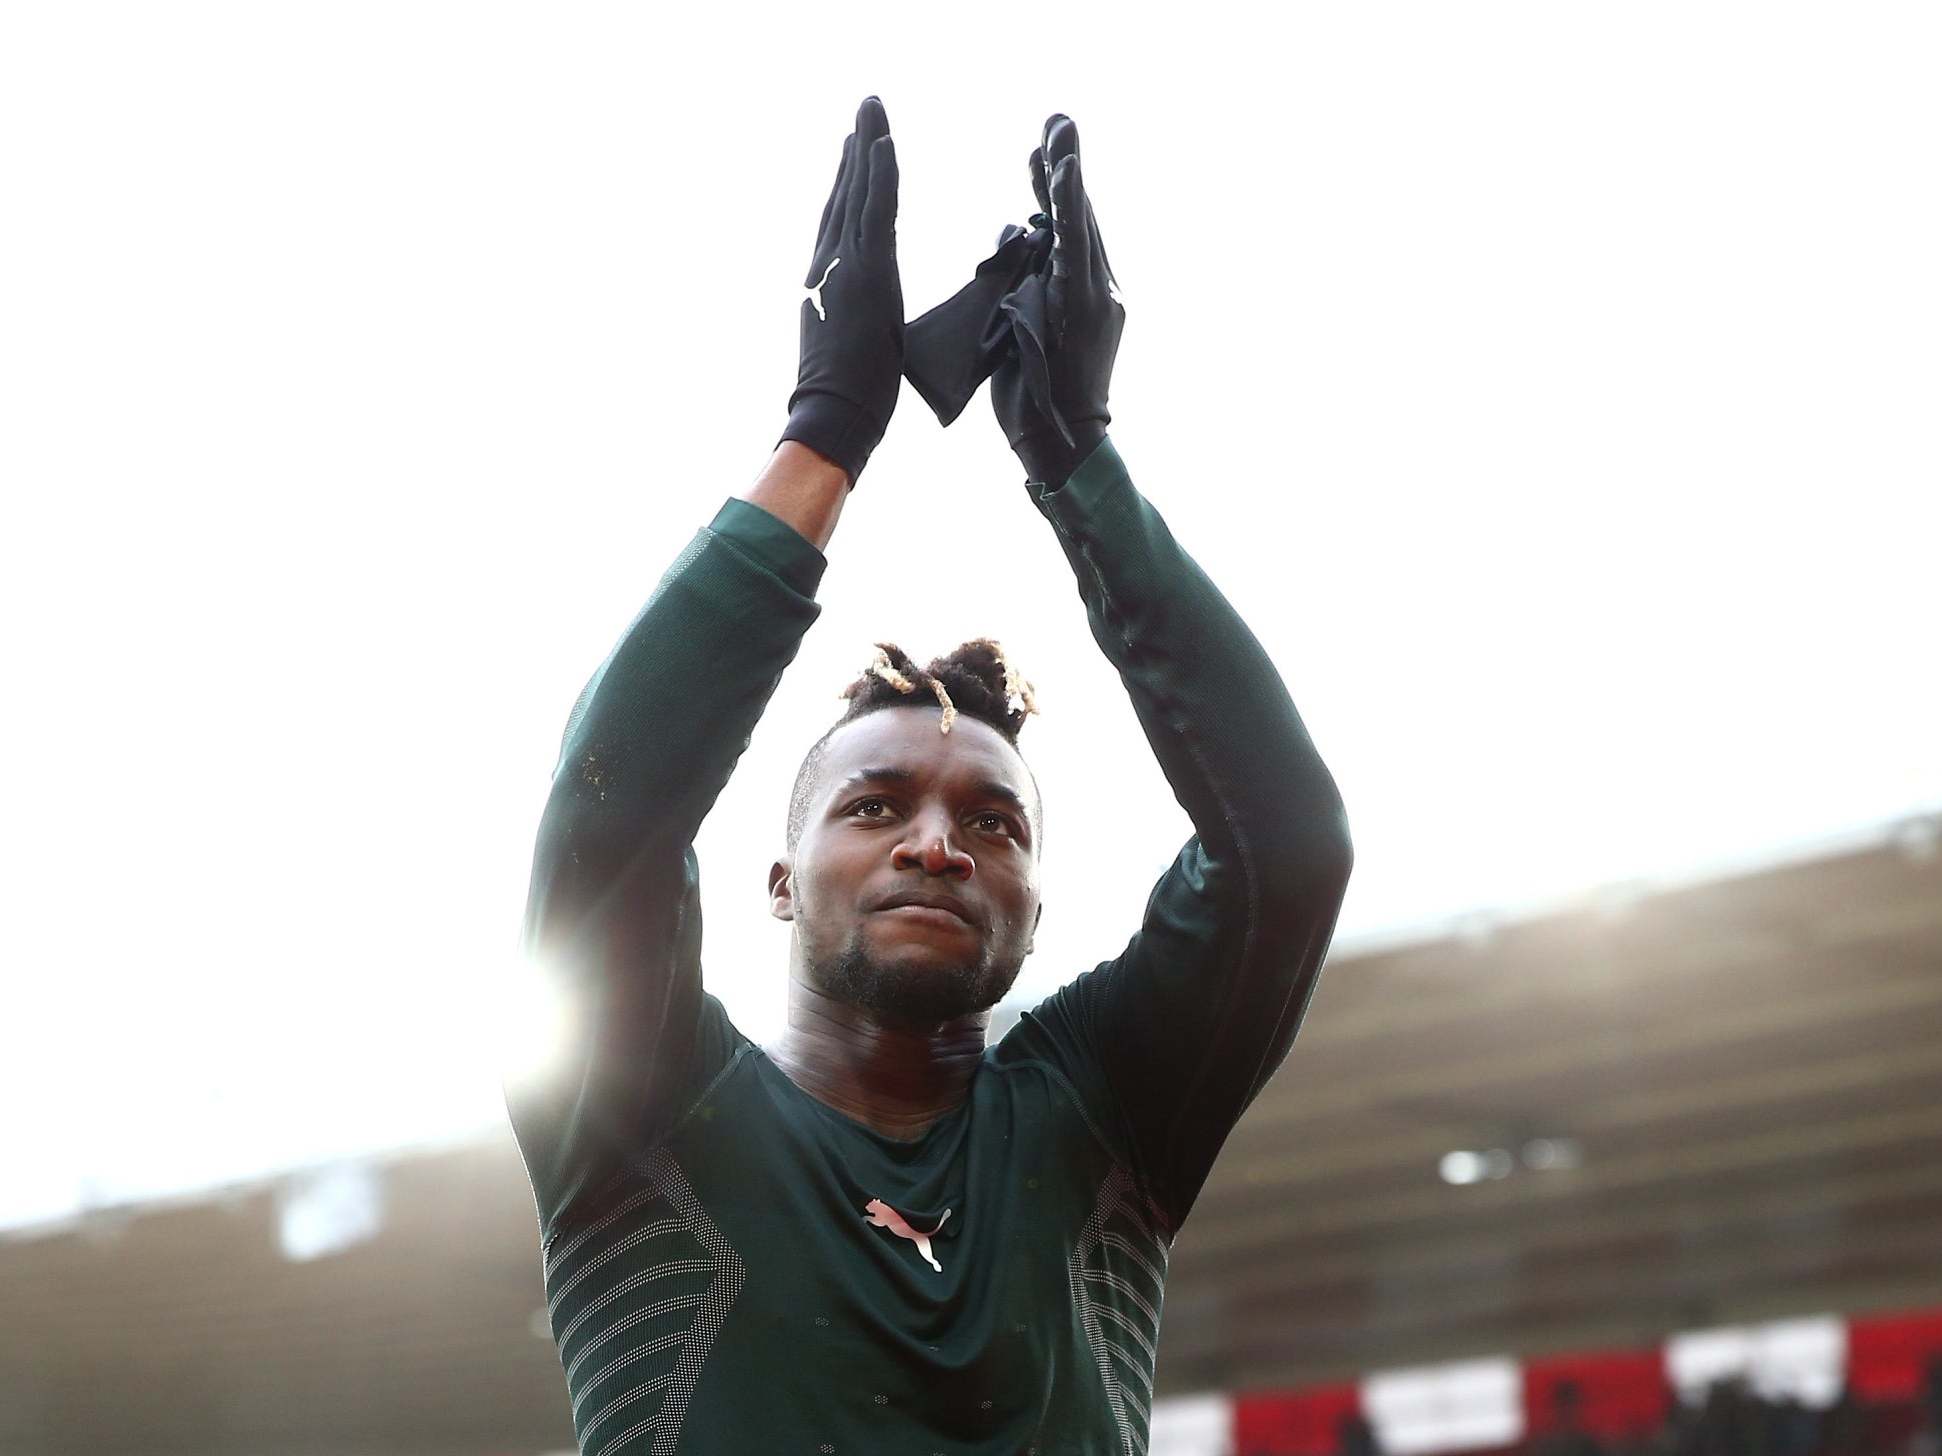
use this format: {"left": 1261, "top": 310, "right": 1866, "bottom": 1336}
{"left": 770, "top": 707, "right": 1043, "bottom": 1030}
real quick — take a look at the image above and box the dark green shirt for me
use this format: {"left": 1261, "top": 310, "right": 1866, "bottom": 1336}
{"left": 506, "top": 437, "right": 1353, "bottom": 1455}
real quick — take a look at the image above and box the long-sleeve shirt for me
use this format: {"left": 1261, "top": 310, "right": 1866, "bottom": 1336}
{"left": 505, "top": 436, "right": 1354, "bottom": 1456}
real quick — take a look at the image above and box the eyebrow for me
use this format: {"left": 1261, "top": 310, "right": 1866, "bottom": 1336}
{"left": 835, "top": 766, "right": 1031, "bottom": 820}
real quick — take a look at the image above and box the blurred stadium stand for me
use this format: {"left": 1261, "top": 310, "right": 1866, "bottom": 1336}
{"left": 3, "top": 827, "right": 1939, "bottom": 1455}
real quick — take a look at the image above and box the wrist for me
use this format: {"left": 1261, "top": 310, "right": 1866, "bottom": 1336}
{"left": 1013, "top": 421, "right": 1107, "bottom": 490}
{"left": 777, "top": 389, "right": 889, "bottom": 492}
{"left": 740, "top": 441, "right": 850, "bottom": 553}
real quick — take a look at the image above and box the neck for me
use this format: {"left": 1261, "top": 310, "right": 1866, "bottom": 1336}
{"left": 764, "top": 974, "right": 989, "bottom": 1142}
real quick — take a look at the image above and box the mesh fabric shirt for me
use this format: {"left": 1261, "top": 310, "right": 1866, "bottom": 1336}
{"left": 505, "top": 437, "right": 1354, "bottom": 1455}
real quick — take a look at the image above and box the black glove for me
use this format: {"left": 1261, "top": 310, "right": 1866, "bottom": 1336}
{"left": 904, "top": 114, "right": 1125, "bottom": 488}
{"left": 777, "top": 96, "right": 904, "bottom": 491}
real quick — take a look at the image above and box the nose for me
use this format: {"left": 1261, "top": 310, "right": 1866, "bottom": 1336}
{"left": 891, "top": 808, "right": 974, "bottom": 879}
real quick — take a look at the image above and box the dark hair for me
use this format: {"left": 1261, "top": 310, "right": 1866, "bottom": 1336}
{"left": 786, "top": 637, "right": 1041, "bottom": 855}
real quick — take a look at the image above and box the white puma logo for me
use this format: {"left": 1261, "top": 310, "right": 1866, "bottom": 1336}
{"left": 805, "top": 256, "right": 841, "bottom": 321}
{"left": 863, "top": 1197, "right": 951, "bottom": 1273}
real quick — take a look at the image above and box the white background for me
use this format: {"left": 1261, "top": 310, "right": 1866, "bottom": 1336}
{"left": 3, "top": 2, "right": 1936, "bottom": 1229}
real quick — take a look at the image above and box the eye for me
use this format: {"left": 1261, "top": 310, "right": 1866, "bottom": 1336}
{"left": 850, "top": 797, "right": 893, "bottom": 819}
{"left": 975, "top": 811, "right": 1017, "bottom": 836}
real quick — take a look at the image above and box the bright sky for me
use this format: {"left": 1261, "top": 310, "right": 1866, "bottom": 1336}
{"left": 3, "top": 3, "right": 1936, "bottom": 1234}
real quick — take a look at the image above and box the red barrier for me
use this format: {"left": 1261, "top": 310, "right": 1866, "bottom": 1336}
{"left": 1847, "top": 1307, "right": 1942, "bottom": 1403}
{"left": 1234, "top": 1381, "right": 1364, "bottom": 1456}
{"left": 1522, "top": 1348, "right": 1672, "bottom": 1442}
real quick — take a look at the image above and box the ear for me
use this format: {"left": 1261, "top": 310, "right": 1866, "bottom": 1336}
{"left": 1027, "top": 899, "right": 1043, "bottom": 955}
{"left": 768, "top": 858, "right": 796, "bottom": 922}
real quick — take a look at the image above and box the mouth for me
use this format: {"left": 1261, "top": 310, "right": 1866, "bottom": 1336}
{"left": 877, "top": 900, "right": 978, "bottom": 935}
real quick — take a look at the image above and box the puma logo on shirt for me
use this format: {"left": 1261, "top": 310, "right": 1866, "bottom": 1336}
{"left": 862, "top": 1197, "right": 951, "bottom": 1273}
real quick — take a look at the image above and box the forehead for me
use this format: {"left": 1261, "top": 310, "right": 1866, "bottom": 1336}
{"left": 819, "top": 708, "right": 1033, "bottom": 802}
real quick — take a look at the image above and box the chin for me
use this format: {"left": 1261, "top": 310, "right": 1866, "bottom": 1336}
{"left": 816, "top": 939, "right": 1022, "bottom": 1026}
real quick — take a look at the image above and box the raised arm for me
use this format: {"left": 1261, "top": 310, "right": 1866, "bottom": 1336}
{"left": 1020, "top": 436, "right": 1353, "bottom": 1236}
{"left": 505, "top": 97, "right": 906, "bottom": 1233}
{"left": 508, "top": 448, "right": 835, "bottom": 1226}
{"left": 906, "top": 114, "right": 1353, "bottom": 1236}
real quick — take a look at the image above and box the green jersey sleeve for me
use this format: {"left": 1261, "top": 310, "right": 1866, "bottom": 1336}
{"left": 1003, "top": 437, "right": 1355, "bottom": 1238}
{"left": 506, "top": 496, "right": 827, "bottom": 1234}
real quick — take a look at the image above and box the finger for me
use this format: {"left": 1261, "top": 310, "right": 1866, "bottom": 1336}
{"left": 861, "top": 134, "right": 898, "bottom": 255}
{"left": 1041, "top": 115, "right": 1084, "bottom": 285}
{"left": 1050, "top": 152, "right": 1092, "bottom": 296}
{"left": 1028, "top": 144, "right": 1052, "bottom": 220}
{"left": 1084, "top": 191, "right": 1115, "bottom": 300}
{"left": 1042, "top": 114, "right": 1077, "bottom": 175}
{"left": 817, "top": 132, "right": 855, "bottom": 262}
{"left": 843, "top": 97, "right": 887, "bottom": 246}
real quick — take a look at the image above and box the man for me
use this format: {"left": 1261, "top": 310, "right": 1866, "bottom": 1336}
{"left": 506, "top": 96, "right": 1354, "bottom": 1455}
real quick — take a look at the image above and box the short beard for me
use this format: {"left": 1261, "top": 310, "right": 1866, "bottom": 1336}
{"left": 814, "top": 935, "right": 1024, "bottom": 1031}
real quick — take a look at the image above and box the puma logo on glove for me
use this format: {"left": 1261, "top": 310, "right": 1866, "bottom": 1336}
{"left": 805, "top": 256, "right": 841, "bottom": 321}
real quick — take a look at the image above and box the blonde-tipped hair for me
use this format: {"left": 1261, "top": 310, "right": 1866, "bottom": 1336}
{"left": 786, "top": 638, "right": 1043, "bottom": 853}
